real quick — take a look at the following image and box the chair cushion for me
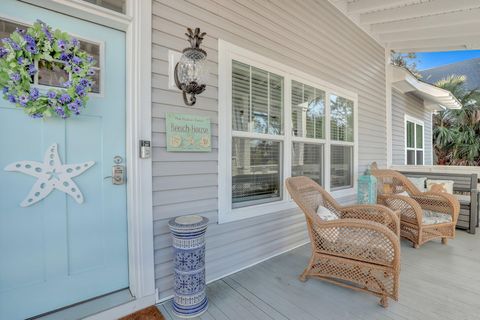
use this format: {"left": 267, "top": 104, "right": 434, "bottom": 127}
{"left": 319, "top": 228, "right": 394, "bottom": 266}
{"left": 422, "top": 210, "right": 453, "bottom": 225}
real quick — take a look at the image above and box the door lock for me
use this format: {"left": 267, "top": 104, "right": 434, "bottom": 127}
{"left": 111, "top": 165, "right": 125, "bottom": 185}
{"left": 104, "top": 156, "right": 126, "bottom": 185}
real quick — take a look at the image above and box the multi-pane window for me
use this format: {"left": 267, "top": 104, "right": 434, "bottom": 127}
{"left": 405, "top": 117, "right": 424, "bottom": 165}
{"left": 0, "top": 19, "right": 102, "bottom": 94}
{"left": 222, "top": 45, "right": 357, "bottom": 221}
{"left": 231, "top": 61, "right": 284, "bottom": 207}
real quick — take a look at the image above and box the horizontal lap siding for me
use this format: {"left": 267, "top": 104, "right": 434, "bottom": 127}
{"left": 152, "top": 0, "right": 387, "bottom": 300}
{"left": 392, "top": 89, "right": 433, "bottom": 165}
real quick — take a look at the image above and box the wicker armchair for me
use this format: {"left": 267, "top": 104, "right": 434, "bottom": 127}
{"left": 286, "top": 176, "right": 400, "bottom": 307}
{"left": 370, "top": 163, "right": 460, "bottom": 248}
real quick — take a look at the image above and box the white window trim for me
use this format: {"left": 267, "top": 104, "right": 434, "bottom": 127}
{"left": 404, "top": 114, "right": 425, "bottom": 165}
{"left": 218, "top": 40, "right": 358, "bottom": 224}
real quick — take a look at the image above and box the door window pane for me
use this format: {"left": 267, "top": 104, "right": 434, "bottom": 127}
{"left": 291, "top": 80, "right": 325, "bottom": 139}
{"left": 82, "top": 0, "right": 126, "bottom": 13}
{"left": 232, "top": 60, "right": 284, "bottom": 135}
{"left": 0, "top": 18, "right": 101, "bottom": 93}
{"left": 0, "top": 19, "right": 26, "bottom": 39}
{"left": 37, "top": 60, "right": 69, "bottom": 88}
{"left": 330, "top": 95, "right": 354, "bottom": 142}
{"left": 232, "top": 138, "right": 282, "bottom": 207}
{"left": 331, "top": 145, "right": 353, "bottom": 190}
{"left": 292, "top": 142, "right": 323, "bottom": 185}
{"left": 416, "top": 124, "right": 423, "bottom": 148}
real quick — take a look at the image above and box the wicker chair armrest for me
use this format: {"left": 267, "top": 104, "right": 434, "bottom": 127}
{"left": 377, "top": 194, "right": 423, "bottom": 225}
{"left": 311, "top": 219, "right": 401, "bottom": 267}
{"left": 339, "top": 204, "right": 400, "bottom": 236}
{"left": 411, "top": 192, "right": 460, "bottom": 223}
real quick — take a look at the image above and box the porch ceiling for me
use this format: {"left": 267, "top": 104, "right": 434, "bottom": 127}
{"left": 329, "top": 0, "right": 480, "bottom": 52}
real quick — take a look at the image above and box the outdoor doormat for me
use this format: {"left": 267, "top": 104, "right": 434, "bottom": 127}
{"left": 119, "top": 306, "right": 165, "bottom": 320}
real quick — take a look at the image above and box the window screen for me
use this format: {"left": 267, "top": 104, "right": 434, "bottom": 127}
{"left": 232, "top": 138, "right": 282, "bottom": 207}
{"left": 232, "top": 60, "right": 283, "bottom": 135}
{"left": 292, "top": 142, "right": 323, "bottom": 185}
{"left": 405, "top": 119, "right": 424, "bottom": 165}
{"left": 407, "top": 150, "right": 415, "bottom": 165}
{"left": 291, "top": 80, "right": 325, "bottom": 138}
{"left": 406, "top": 121, "right": 415, "bottom": 148}
{"left": 416, "top": 124, "right": 423, "bottom": 148}
{"left": 331, "top": 145, "right": 353, "bottom": 190}
{"left": 330, "top": 95, "right": 354, "bottom": 142}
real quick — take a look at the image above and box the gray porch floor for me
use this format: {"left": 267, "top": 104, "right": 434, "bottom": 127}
{"left": 158, "top": 231, "right": 480, "bottom": 320}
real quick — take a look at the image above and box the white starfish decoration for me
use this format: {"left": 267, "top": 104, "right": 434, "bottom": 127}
{"left": 4, "top": 144, "right": 95, "bottom": 207}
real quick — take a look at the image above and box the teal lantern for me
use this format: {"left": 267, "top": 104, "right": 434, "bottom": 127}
{"left": 357, "top": 167, "right": 377, "bottom": 204}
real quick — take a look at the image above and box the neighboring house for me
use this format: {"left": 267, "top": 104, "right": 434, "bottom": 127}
{"left": 420, "top": 57, "right": 480, "bottom": 90}
{"left": 390, "top": 65, "right": 461, "bottom": 166}
{"left": 0, "top": 1, "right": 475, "bottom": 320}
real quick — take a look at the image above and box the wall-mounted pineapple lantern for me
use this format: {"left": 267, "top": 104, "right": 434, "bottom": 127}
{"left": 174, "top": 28, "right": 208, "bottom": 106}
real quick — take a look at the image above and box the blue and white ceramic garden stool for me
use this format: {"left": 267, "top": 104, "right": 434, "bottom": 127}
{"left": 168, "top": 215, "right": 209, "bottom": 318}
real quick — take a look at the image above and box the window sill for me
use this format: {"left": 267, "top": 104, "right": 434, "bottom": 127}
{"left": 218, "top": 188, "right": 357, "bottom": 224}
{"left": 218, "top": 200, "right": 298, "bottom": 224}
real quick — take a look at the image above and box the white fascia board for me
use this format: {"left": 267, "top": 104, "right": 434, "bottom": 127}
{"left": 390, "top": 65, "right": 462, "bottom": 110}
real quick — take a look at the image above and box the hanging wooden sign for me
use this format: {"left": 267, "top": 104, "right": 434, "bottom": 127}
{"left": 166, "top": 112, "right": 211, "bottom": 152}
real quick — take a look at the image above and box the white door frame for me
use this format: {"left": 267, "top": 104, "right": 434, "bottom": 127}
{"left": 18, "top": 0, "right": 156, "bottom": 318}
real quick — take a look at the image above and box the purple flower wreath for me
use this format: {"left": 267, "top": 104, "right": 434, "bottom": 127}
{"left": 0, "top": 20, "right": 96, "bottom": 119}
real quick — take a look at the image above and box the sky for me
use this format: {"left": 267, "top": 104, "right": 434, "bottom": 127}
{"left": 415, "top": 50, "right": 480, "bottom": 71}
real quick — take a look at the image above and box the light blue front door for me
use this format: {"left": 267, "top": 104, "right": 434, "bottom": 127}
{"left": 0, "top": 2, "right": 128, "bottom": 319}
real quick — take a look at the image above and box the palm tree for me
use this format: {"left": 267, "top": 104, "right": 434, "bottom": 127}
{"left": 433, "top": 75, "right": 480, "bottom": 165}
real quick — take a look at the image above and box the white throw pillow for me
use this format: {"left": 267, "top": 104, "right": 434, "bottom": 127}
{"left": 426, "top": 179, "right": 454, "bottom": 194}
{"left": 316, "top": 205, "right": 339, "bottom": 241}
{"left": 316, "top": 206, "right": 338, "bottom": 221}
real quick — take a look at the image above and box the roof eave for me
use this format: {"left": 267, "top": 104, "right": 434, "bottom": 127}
{"left": 390, "top": 65, "right": 462, "bottom": 110}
